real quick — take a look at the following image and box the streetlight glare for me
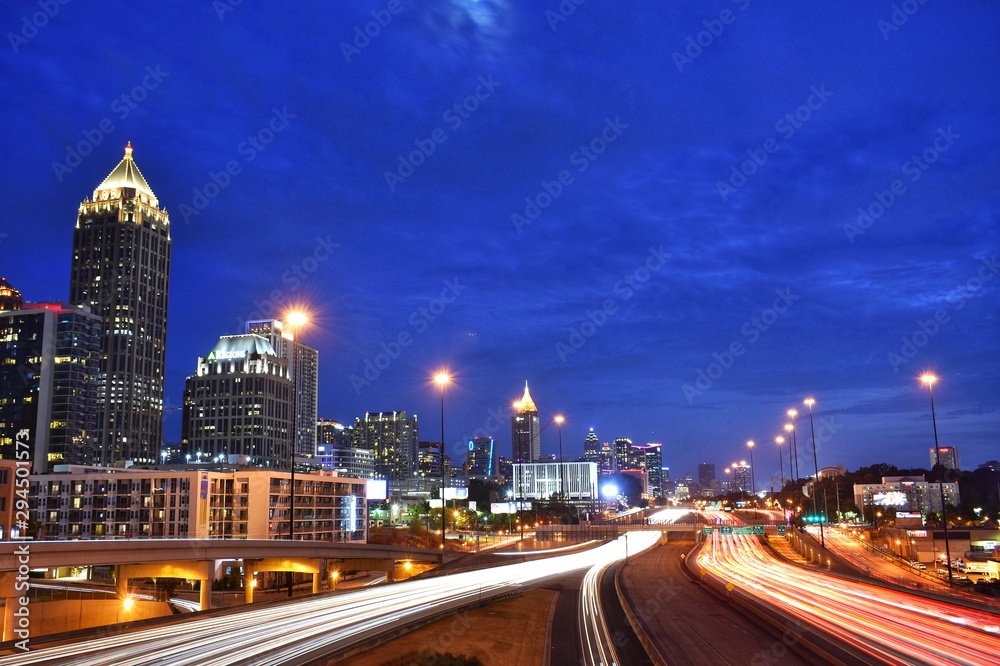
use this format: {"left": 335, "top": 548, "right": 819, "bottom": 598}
{"left": 804, "top": 397, "right": 815, "bottom": 407}
{"left": 775, "top": 436, "right": 784, "bottom": 444}
{"left": 784, "top": 423, "right": 793, "bottom": 432}
{"left": 746, "top": 440, "right": 755, "bottom": 448}
{"left": 285, "top": 310, "right": 309, "bottom": 327}
{"left": 920, "top": 373, "right": 938, "bottom": 386}
{"left": 787, "top": 408, "right": 798, "bottom": 418}
{"left": 433, "top": 371, "right": 451, "bottom": 387}
{"left": 554, "top": 414, "right": 565, "bottom": 425}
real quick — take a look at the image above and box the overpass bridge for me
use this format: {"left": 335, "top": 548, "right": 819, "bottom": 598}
{"left": 537, "top": 522, "right": 706, "bottom": 542}
{"left": 0, "top": 539, "right": 458, "bottom": 639}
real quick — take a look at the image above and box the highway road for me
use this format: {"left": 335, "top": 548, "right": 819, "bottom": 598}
{"left": 696, "top": 528, "right": 1000, "bottom": 664}
{"left": 621, "top": 541, "right": 824, "bottom": 665}
{"left": 0, "top": 533, "right": 660, "bottom": 666}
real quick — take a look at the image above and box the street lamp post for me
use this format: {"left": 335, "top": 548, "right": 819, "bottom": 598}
{"left": 775, "top": 436, "right": 786, "bottom": 521}
{"left": 921, "top": 373, "right": 953, "bottom": 587}
{"left": 804, "top": 398, "right": 824, "bottom": 548}
{"left": 786, "top": 409, "right": 799, "bottom": 481}
{"left": 434, "top": 372, "right": 450, "bottom": 557}
{"left": 285, "top": 310, "right": 308, "bottom": 598}
{"left": 775, "top": 436, "right": 785, "bottom": 492}
{"left": 554, "top": 415, "right": 566, "bottom": 500}
{"left": 747, "top": 440, "right": 757, "bottom": 519}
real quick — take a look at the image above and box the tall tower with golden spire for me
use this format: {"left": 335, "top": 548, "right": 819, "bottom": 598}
{"left": 70, "top": 143, "right": 171, "bottom": 465}
{"left": 511, "top": 381, "right": 540, "bottom": 463}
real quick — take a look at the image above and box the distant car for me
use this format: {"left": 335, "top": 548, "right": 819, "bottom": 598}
{"left": 913, "top": 562, "right": 927, "bottom": 570}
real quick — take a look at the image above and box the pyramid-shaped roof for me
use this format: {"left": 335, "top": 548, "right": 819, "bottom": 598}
{"left": 516, "top": 381, "right": 537, "bottom": 413}
{"left": 94, "top": 142, "right": 157, "bottom": 202}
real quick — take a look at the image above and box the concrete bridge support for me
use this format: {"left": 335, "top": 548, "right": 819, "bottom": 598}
{"left": 118, "top": 561, "right": 214, "bottom": 611}
{"left": 242, "top": 558, "right": 321, "bottom": 604}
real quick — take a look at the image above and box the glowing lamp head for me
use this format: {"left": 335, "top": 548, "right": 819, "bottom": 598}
{"left": 746, "top": 440, "right": 755, "bottom": 449}
{"left": 601, "top": 483, "right": 619, "bottom": 498}
{"left": 724, "top": 468, "right": 731, "bottom": 474}
{"left": 433, "top": 371, "right": 451, "bottom": 388}
{"left": 784, "top": 423, "right": 793, "bottom": 433}
{"left": 285, "top": 311, "right": 309, "bottom": 327}
{"left": 920, "top": 373, "right": 938, "bottom": 387}
{"left": 804, "top": 398, "right": 815, "bottom": 408}
{"left": 787, "top": 408, "right": 798, "bottom": 418}
{"left": 775, "top": 436, "right": 784, "bottom": 445}
{"left": 123, "top": 595, "right": 135, "bottom": 611}
{"left": 554, "top": 415, "right": 565, "bottom": 425}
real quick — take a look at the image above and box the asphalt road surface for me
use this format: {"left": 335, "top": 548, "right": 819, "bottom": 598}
{"left": 620, "top": 541, "right": 825, "bottom": 666}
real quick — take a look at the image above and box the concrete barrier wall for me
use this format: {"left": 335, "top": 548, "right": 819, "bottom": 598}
{"left": 28, "top": 598, "right": 172, "bottom": 637}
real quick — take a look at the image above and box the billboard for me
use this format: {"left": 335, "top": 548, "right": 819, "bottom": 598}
{"left": 872, "top": 491, "right": 907, "bottom": 507}
{"left": 490, "top": 501, "right": 531, "bottom": 514}
{"left": 443, "top": 487, "right": 468, "bottom": 501}
{"left": 366, "top": 479, "right": 387, "bottom": 501}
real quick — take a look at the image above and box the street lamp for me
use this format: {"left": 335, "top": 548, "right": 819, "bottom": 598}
{"left": 786, "top": 409, "right": 799, "bottom": 481}
{"left": 804, "top": 397, "right": 824, "bottom": 548}
{"left": 921, "top": 373, "right": 953, "bottom": 587}
{"left": 775, "top": 436, "right": 786, "bottom": 492}
{"left": 285, "top": 310, "right": 308, "bottom": 597}
{"left": 554, "top": 415, "right": 566, "bottom": 500}
{"left": 434, "top": 371, "right": 450, "bottom": 556}
{"left": 746, "top": 440, "right": 757, "bottom": 519}
{"left": 724, "top": 467, "right": 731, "bottom": 497}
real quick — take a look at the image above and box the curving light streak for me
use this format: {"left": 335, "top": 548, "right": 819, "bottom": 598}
{"left": 577, "top": 533, "right": 659, "bottom": 666}
{"left": 0, "top": 534, "right": 660, "bottom": 666}
{"left": 695, "top": 522, "right": 1000, "bottom": 664}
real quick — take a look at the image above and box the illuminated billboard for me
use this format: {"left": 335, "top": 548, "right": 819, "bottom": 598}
{"left": 366, "top": 479, "right": 387, "bottom": 501}
{"left": 872, "top": 491, "right": 907, "bottom": 507}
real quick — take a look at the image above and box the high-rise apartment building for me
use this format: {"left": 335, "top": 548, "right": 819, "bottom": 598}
{"left": 0, "top": 297, "right": 101, "bottom": 469}
{"left": 353, "top": 411, "right": 418, "bottom": 481}
{"left": 511, "top": 382, "right": 540, "bottom": 463}
{"left": 182, "top": 334, "right": 293, "bottom": 468}
{"left": 930, "top": 446, "right": 960, "bottom": 471}
{"left": 246, "top": 320, "right": 318, "bottom": 456}
{"left": 69, "top": 143, "right": 170, "bottom": 465}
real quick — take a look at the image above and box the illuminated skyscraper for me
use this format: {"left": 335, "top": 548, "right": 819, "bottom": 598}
{"left": 582, "top": 428, "right": 601, "bottom": 463}
{"left": 354, "top": 411, "right": 418, "bottom": 481}
{"left": 733, "top": 461, "right": 751, "bottom": 494}
{"left": 69, "top": 143, "right": 170, "bottom": 465}
{"left": 698, "top": 462, "right": 716, "bottom": 487}
{"left": 930, "top": 446, "right": 959, "bottom": 470}
{"left": 511, "top": 382, "right": 540, "bottom": 463}
{"left": 465, "top": 436, "right": 496, "bottom": 479}
{"left": 638, "top": 443, "right": 663, "bottom": 497}
{"left": 182, "top": 334, "right": 293, "bottom": 468}
{"left": 0, "top": 298, "right": 100, "bottom": 468}
{"left": 614, "top": 437, "right": 641, "bottom": 471}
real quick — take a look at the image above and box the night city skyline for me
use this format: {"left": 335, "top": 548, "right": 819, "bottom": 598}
{"left": 3, "top": 2, "right": 999, "bottom": 481}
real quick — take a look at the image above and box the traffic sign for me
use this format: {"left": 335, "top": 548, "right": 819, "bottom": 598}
{"left": 777, "top": 525, "right": 787, "bottom": 536}
{"left": 752, "top": 525, "right": 765, "bottom": 535}
{"left": 702, "top": 526, "right": 713, "bottom": 535}
{"left": 721, "top": 525, "right": 733, "bottom": 535}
